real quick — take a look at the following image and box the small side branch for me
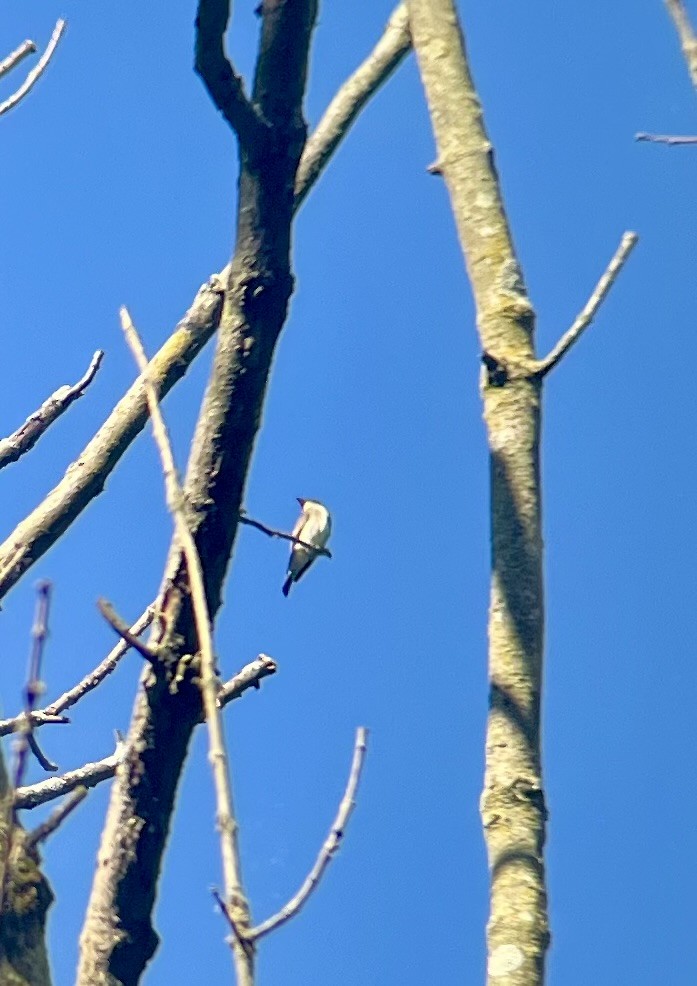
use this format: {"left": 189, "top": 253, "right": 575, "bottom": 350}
{"left": 238, "top": 513, "right": 332, "bottom": 559}
{"left": 0, "top": 607, "right": 154, "bottom": 737}
{"left": 636, "top": 131, "right": 697, "bottom": 145}
{"left": 97, "top": 599, "right": 158, "bottom": 664}
{"left": 665, "top": 0, "right": 697, "bottom": 90}
{"left": 13, "top": 582, "right": 53, "bottom": 788}
{"left": 0, "top": 351, "right": 104, "bottom": 472}
{"left": 25, "top": 786, "right": 87, "bottom": 849}
{"left": 0, "top": 40, "right": 37, "bottom": 80}
{"left": 247, "top": 727, "right": 368, "bottom": 942}
{"left": 535, "top": 232, "right": 638, "bottom": 377}
{"left": 294, "top": 4, "right": 411, "bottom": 211}
{"left": 14, "top": 743, "right": 123, "bottom": 810}
{"left": 194, "top": 0, "right": 264, "bottom": 145}
{"left": 216, "top": 655, "right": 278, "bottom": 710}
{"left": 0, "top": 19, "right": 66, "bottom": 117}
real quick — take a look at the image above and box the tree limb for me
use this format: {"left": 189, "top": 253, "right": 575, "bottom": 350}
{"left": 247, "top": 728, "right": 368, "bottom": 942}
{"left": 97, "top": 598, "right": 158, "bottom": 664}
{"left": 0, "top": 274, "right": 225, "bottom": 604}
{"left": 25, "top": 787, "right": 88, "bottom": 849}
{"left": 665, "top": 0, "right": 697, "bottom": 89}
{"left": 194, "top": 0, "right": 265, "bottom": 145}
{"left": 535, "top": 232, "right": 638, "bottom": 376}
{"left": 238, "top": 512, "right": 332, "bottom": 558}
{"left": 0, "top": 40, "right": 37, "bottom": 80}
{"left": 121, "top": 305, "right": 254, "bottom": 984}
{"left": 0, "top": 19, "right": 66, "bottom": 117}
{"left": 14, "top": 746, "right": 123, "bottom": 811}
{"left": 216, "top": 654, "right": 277, "bottom": 710}
{"left": 294, "top": 4, "right": 411, "bottom": 211}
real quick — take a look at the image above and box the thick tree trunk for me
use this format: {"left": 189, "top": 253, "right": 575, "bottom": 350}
{"left": 407, "top": 2, "right": 549, "bottom": 983}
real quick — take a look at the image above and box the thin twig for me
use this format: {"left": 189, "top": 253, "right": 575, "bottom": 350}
{"left": 212, "top": 888, "right": 253, "bottom": 955}
{"left": 635, "top": 131, "right": 697, "bottom": 145}
{"left": 25, "top": 786, "right": 88, "bottom": 849}
{"left": 14, "top": 582, "right": 53, "bottom": 788}
{"left": 535, "top": 232, "right": 639, "bottom": 377}
{"left": 97, "top": 599, "right": 158, "bottom": 664}
{"left": 0, "top": 19, "right": 66, "bottom": 117}
{"left": 665, "top": 0, "right": 697, "bottom": 89}
{"left": 294, "top": 4, "right": 410, "bottom": 211}
{"left": 14, "top": 741, "right": 124, "bottom": 810}
{"left": 0, "top": 607, "right": 154, "bottom": 737}
{"left": 120, "top": 307, "right": 254, "bottom": 958}
{"left": 0, "top": 350, "right": 104, "bottom": 471}
{"left": 26, "top": 733, "right": 57, "bottom": 773}
{"left": 247, "top": 727, "right": 369, "bottom": 942}
{"left": 216, "top": 654, "right": 278, "bottom": 710}
{"left": 0, "top": 40, "right": 37, "bottom": 80}
{"left": 238, "top": 513, "right": 332, "bottom": 559}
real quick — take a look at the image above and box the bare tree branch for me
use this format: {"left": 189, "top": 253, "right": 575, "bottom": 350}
{"left": 216, "top": 654, "right": 277, "bottom": 709}
{"left": 14, "top": 582, "right": 54, "bottom": 788}
{"left": 121, "top": 305, "right": 254, "bottom": 983}
{"left": 535, "top": 232, "right": 638, "bottom": 376}
{"left": 636, "top": 131, "right": 697, "bottom": 144}
{"left": 0, "top": 274, "right": 225, "bottom": 604}
{"left": 25, "top": 787, "right": 87, "bottom": 849}
{"left": 238, "top": 511, "right": 332, "bottom": 558}
{"left": 294, "top": 4, "right": 410, "bottom": 210}
{"left": 0, "top": 351, "right": 104, "bottom": 472}
{"left": 97, "top": 598, "right": 158, "bottom": 664}
{"left": 0, "top": 40, "right": 37, "bottom": 80}
{"left": 247, "top": 728, "right": 368, "bottom": 942}
{"left": 14, "top": 745, "right": 123, "bottom": 810}
{"left": 0, "top": 608, "right": 154, "bottom": 737}
{"left": 665, "top": 0, "right": 697, "bottom": 89}
{"left": 0, "top": 19, "right": 66, "bottom": 117}
{"left": 194, "top": 0, "right": 265, "bottom": 144}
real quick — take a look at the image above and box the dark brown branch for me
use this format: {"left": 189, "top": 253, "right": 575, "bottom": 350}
{"left": 0, "top": 19, "right": 66, "bottom": 117}
{"left": 0, "top": 350, "right": 104, "bottom": 472}
{"left": 25, "top": 787, "right": 87, "bottom": 849}
{"left": 0, "top": 40, "right": 37, "bottom": 80}
{"left": 25, "top": 734, "right": 57, "bottom": 774}
{"left": 0, "top": 274, "right": 224, "bottom": 604}
{"left": 238, "top": 513, "right": 332, "bottom": 558}
{"left": 636, "top": 131, "right": 697, "bottom": 145}
{"left": 294, "top": 4, "right": 410, "bottom": 211}
{"left": 194, "top": 0, "right": 265, "bottom": 144}
{"left": 97, "top": 599, "right": 158, "bottom": 664}
{"left": 247, "top": 728, "right": 368, "bottom": 942}
{"left": 216, "top": 654, "right": 278, "bottom": 709}
{"left": 14, "top": 582, "right": 53, "bottom": 789}
{"left": 14, "top": 744, "right": 123, "bottom": 810}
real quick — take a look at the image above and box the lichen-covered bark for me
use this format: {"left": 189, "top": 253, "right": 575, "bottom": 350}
{"left": 76, "top": 4, "right": 318, "bottom": 984}
{"left": 0, "top": 752, "right": 53, "bottom": 986}
{"left": 407, "top": 2, "right": 548, "bottom": 983}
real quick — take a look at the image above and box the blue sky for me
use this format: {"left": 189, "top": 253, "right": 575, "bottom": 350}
{"left": 2, "top": 2, "right": 697, "bottom": 984}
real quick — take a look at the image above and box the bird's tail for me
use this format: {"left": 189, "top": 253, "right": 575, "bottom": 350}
{"left": 282, "top": 573, "right": 293, "bottom": 597}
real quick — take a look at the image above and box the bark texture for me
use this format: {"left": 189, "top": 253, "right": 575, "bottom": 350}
{"left": 408, "top": 2, "right": 549, "bottom": 983}
{"left": 77, "top": 3, "right": 319, "bottom": 983}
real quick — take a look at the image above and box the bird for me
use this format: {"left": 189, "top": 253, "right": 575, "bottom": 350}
{"left": 282, "top": 498, "right": 332, "bottom": 596}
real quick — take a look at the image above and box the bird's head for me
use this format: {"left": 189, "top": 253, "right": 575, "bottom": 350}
{"left": 296, "top": 497, "right": 306, "bottom": 508}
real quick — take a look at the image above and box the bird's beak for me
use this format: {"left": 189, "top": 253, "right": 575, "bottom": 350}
{"left": 296, "top": 497, "right": 305, "bottom": 506}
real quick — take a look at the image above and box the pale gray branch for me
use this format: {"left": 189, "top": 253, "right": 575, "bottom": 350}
{"left": 294, "top": 5, "right": 410, "bottom": 211}
{"left": 0, "top": 40, "right": 37, "bottom": 80}
{"left": 0, "top": 19, "right": 66, "bottom": 117}
{"left": 536, "top": 232, "right": 638, "bottom": 376}
{"left": 14, "top": 745, "right": 123, "bottom": 810}
{"left": 0, "top": 351, "right": 104, "bottom": 472}
{"left": 247, "top": 728, "right": 368, "bottom": 942}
